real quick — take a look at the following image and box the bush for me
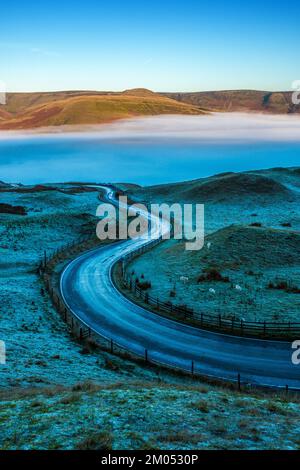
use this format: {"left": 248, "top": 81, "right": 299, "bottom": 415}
{"left": 76, "top": 430, "right": 113, "bottom": 450}
{"left": 137, "top": 281, "right": 152, "bottom": 290}
{"left": 267, "top": 280, "right": 288, "bottom": 290}
{"left": 267, "top": 280, "right": 300, "bottom": 294}
{"left": 195, "top": 400, "right": 209, "bottom": 413}
{"left": 281, "top": 222, "right": 292, "bottom": 227}
{"left": 250, "top": 222, "right": 262, "bottom": 227}
{"left": 198, "top": 268, "right": 230, "bottom": 283}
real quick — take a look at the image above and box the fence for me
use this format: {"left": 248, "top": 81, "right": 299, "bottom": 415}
{"left": 39, "top": 237, "right": 299, "bottom": 392}
{"left": 98, "top": 184, "right": 300, "bottom": 340}
{"left": 40, "top": 236, "right": 260, "bottom": 391}
{"left": 120, "top": 252, "right": 300, "bottom": 341}
{"left": 36, "top": 187, "right": 300, "bottom": 392}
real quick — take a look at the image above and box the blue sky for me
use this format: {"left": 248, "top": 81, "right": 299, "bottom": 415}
{"left": 1, "top": 0, "right": 299, "bottom": 92}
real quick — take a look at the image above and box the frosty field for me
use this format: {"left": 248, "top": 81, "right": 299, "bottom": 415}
{"left": 1, "top": 168, "right": 300, "bottom": 449}
{"left": 126, "top": 168, "right": 300, "bottom": 324}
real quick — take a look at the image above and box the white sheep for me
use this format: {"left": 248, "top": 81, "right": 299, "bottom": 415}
{"left": 180, "top": 276, "right": 189, "bottom": 284}
{"left": 209, "top": 288, "right": 216, "bottom": 295}
{"left": 235, "top": 284, "right": 242, "bottom": 291}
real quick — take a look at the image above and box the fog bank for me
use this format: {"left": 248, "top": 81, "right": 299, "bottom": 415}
{"left": 1, "top": 113, "right": 300, "bottom": 142}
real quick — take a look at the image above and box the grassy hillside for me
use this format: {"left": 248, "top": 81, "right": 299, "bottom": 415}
{"left": 1, "top": 88, "right": 299, "bottom": 130}
{"left": 0, "top": 89, "right": 206, "bottom": 130}
{"left": 125, "top": 167, "right": 300, "bottom": 323}
{"left": 190, "top": 224, "right": 300, "bottom": 269}
{"left": 1, "top": 177, "right": 300, "bottom": 449}
{"left": 128, "top": 168, "right": 297, "bottom": 204}
{"left": 127, "top": 224, "right": 300, "bottom": 323}
{"left": 162, "top": 90, "right": 300, "bottom": 114}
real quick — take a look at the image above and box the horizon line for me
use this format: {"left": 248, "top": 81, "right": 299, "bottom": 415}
{"left": 3, "top": 87, "right": 294, "bottom": 95}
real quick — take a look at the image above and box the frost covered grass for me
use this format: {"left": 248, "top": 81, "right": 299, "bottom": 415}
{"left": 126, "top": 168, "right": 300, "bottom": 323}
{"left": 1, "top": 382, "right": 300, "bottom": 450}
{"left": 0, "top": 186, "right": 157, "bottom": 389}
{"left": 1, "top": 177, "right": 300, "bottom": 450}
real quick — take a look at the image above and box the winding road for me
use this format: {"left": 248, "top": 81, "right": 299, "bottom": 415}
{"left": 60, "top": 186, "right": 300, "bottom": 389}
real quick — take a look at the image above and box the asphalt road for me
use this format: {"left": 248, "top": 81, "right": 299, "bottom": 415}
{"left": 60, "top": 187, "right": 300, "bottom": 389}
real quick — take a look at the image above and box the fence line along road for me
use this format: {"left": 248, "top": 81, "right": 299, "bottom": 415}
{"left": 114, "top": 203, "right": 300, "bottom": 341}
{"left": 39, "top": 230, "right": 300, "bottom": 392}
{"left": 37, "top": 185, "right": 300, "bottom": 391}
{"left": 39, "top": 236, "right": 245, "bottom": 389}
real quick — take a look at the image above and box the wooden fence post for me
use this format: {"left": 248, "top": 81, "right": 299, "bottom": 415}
{"left": 237, "top": 373, "right": 241, "bottom": 391}
{"left": 191, "top": 360, "right": 194, "bottom": 375}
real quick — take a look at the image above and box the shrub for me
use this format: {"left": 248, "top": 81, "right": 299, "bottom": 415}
{"left": 198, "top": 268, "right": 230, "bottom": 283}
{"left": 281, "top": 222, "right": 292, "bottom": 227}
{"left": 196, "top": 400, "right": 209, "bottom": 413}
{"left": 76, "top": 430, "right": 113, "bottom": 450}
{"left": 137, "top": 281, "right": 152, "bottom": 290}
{"left": 72, "top": 381, "right": 98, "bottom": 392}
{"left": 250, "top": 222, "right": 262, "bottom": 227}
{"left": 104, "top": 357, "right": 120, "bottom": 371}
{"left": 268, "top": 281, "right": 300, "bottom": 294}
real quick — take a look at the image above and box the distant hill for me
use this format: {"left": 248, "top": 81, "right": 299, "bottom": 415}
{"left": 127, "top": 168, "right": 300, "bottom": 204}
{"left": 0, "top": 89, "right": 206, "bottom": 130}
{"left": 161, "top": 90, "right": 300, "bottom": 114}
{"left": 1, "top": 88, "right": 299, "bottom": 130}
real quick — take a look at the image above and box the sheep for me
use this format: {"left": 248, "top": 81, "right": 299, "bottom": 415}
{"left": 209, "top": 288, "right": 216, "bottom": 295}
{"left": 180, "top": 276, "right": 189, "bottom": 284}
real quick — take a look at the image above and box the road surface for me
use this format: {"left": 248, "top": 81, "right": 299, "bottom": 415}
{"left": 60, "top": 187, "right": 300, "bottom": 389}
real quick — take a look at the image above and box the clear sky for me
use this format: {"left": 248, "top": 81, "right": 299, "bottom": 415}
{"left": 1, "top": 0, "right": 299, "bottom": 92}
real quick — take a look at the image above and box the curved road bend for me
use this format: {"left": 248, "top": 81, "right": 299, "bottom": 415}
{"left": 60, "top": 187, "right": 300, "bottom": 389}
